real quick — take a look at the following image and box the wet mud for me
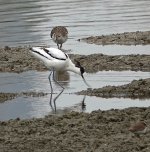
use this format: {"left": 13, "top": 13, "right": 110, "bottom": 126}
{"left": 0, "top": 92, "right": 48, "bottom": 103}
{"left": 77, "top": 78, "right": 150, "bottom": 99}
{"left": 79, "top": 31, "right": 150, "bottom": 45}
{"left": 0, "top": 47, "right": 150, "bottom": 73}
{"left": 0, "top": 107, "right": 150, "bottom": 152}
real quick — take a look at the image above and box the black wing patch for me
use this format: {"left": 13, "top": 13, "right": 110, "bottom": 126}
{"left": 43, "top": 48, "right": 67, "bottom": 61}
{"left": 31, "top": 48, "right": 51, "bottom": 60}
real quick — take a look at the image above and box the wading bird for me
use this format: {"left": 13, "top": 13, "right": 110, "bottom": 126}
{"left": 50, "top": 26, "right": 68, "bottom": 50}
{"left": 30, "top": 47, "right": 90, "bottom": 94}
{"left": 128, "top": 121, "right": 148, "bottom": 138}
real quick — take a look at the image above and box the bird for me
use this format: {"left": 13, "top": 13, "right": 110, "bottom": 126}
{"left": 30, "top": 47, "right": 90, "bottom": 94}
{"left": 128, "top": 121, "right": 148, "bottom": 137}
{"left": 50, "top": 26, "right": 68, "bottom": 50}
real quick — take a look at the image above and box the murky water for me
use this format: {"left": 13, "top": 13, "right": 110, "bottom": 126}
{"left": 0, "top": 0, "right": 150, "bottom": 54}
{"left": 0, "top": 71, "right": 150, "bottom": 120}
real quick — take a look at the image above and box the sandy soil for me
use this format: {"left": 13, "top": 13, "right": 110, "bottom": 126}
{"left": 0, "top": 30, "right": 150, "bottom": 152}
{"left": 79, "top": 31, "right": 150, "bottom": 45}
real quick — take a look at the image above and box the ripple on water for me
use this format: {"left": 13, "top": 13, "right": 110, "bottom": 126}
{"left": 0, "top": 0, "right": 149, "bottom": 55}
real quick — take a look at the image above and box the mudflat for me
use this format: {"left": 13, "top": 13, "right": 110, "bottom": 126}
{"left": 79, "top": 31, "right": 150, "bottom": 45}
{"left": 0, "top": 30, "right": 150, "bottom": 152}
{"left": 0, "top": 108, "right": 150, "bottom": 152}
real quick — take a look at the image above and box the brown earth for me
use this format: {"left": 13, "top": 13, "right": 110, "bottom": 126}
{"left": 0, "top": 107, "right": 150, "bottom": 152}
{"left": 79, "top": 31, "right": 150, "bottom": 45}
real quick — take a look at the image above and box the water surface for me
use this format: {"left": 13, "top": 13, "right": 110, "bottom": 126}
{"left": 0, "top": 0, "right": 150, "bottom": 54}
{"left": 0, "top": 70, "right": 150, "bottom": 120}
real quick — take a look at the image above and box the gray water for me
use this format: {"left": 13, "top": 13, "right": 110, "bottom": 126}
{"left": 0, "top": 0, "right": 150, "bottom": 54}
{"left": 0, "top": 71, "right": 150, "bottom": 120}
{"left": 0, "top": 0, "right": 150, "bottom": 120}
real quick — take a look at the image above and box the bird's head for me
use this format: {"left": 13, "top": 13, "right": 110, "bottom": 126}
{"left": 74, "top": 59, "right": 90, "bottom": 87}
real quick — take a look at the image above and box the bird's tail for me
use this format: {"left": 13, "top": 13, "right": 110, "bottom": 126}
{"left": 30, "top": 47, "right": 51, "bottom": 61}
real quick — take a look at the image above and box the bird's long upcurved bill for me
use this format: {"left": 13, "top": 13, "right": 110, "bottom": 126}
{"left": 81, "top": 75, "right": 91, "bottom": 88}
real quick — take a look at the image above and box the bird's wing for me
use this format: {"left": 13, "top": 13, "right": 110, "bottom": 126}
{"left": 43, "top": 48, "right": 68, "bottom": 60}
{"left": 30, "top": 47, "right": 68, "bottom": 61}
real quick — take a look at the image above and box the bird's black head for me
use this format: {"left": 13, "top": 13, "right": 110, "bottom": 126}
{"left": 74, "top": 59, "right": 84, "bottom": 76}
{"left": 80, "top": 66, "right": 85, "bottom": 77}
{"left": 74, "top": 59, "right": 90, "bottom": 87}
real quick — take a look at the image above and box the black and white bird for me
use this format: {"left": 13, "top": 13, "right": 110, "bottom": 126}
{"left": 30, "top": 47, "right": 90, "bottom": 93}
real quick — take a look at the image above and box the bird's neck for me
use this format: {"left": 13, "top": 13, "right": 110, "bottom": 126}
{"left": 66, "top": 61, "right": 80, "bottom": 75}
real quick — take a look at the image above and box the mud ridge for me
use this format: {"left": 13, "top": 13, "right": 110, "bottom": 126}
{"left": 77, "top": 78, "right": 150, "bottom": 98}
{"left": 79, "top": 31, "right": 150, "bottom": 45}
{"left": 0, "top": 47, "right": 150, "bottom": 73}
{"left": 0, "top": 92, "right": 48, "bottom": 103}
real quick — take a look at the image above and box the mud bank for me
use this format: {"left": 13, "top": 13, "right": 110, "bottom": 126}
{"left": 0, "top": 107, "right": 150, "bottom": 152}
{"left": 0, "top": 92, "right": 48, "bottom": 103}
{"left": 77, "top": 78, "right": 150, "bottom": 99}
{"left": 71, "top": 54, "right": 150, "bottom": 73}
{"left": 0, "top": 47, "right": 150, "bottom": 73}
{"left": 79, "top": 31, "right": 150, "bottom": 45}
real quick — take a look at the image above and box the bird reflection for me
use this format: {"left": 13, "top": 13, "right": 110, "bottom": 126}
{"left": 49, "top": 88, "right": 64, "bottom": 113}
{"left": 49, "top": 94, "right": 86, "bottom": 114}
{"left": 81, "top": 95, "right": 86, "bottom": 112}
{"left": 53, "top": 71, "right": 70, "bottom": 87}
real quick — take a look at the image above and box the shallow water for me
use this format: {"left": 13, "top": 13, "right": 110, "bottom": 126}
{"left": 0, "top": 0, "right": 150, "bottom": 120}
{"left": 0, "top": 70, "right": 150, "bottom": 120}
{"left": 0, "top": 0, "right": 150, "bottom": 54}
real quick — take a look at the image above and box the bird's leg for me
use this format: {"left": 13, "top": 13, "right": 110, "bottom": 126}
{"left": 60, "top": 44, "right": 62, "bottom": 50}
{"left": 53, "top": 88, "right": 64, "bottom": 113}
{"left": 48, "top": 70, "right": 53, "bottom": 105}
{"left": 57, "top": 43, "right": 60, "bottom": 49}
{"left": 52, "top": 69, "right": 64, "bottom": 89}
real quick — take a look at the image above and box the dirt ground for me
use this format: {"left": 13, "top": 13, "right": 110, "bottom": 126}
{"left": 0, "top": 31, "right": 150, "bottom": 151}
{"left": 0, "top": 107, "right": 150, "bottom": 152}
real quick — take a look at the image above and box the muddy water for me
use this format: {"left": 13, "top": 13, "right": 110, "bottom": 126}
{"left": 0, "top": 0, "right": 150, "bottom": 54}
{"left": 0, "top": 71, "right": 150, "bottom": 120}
